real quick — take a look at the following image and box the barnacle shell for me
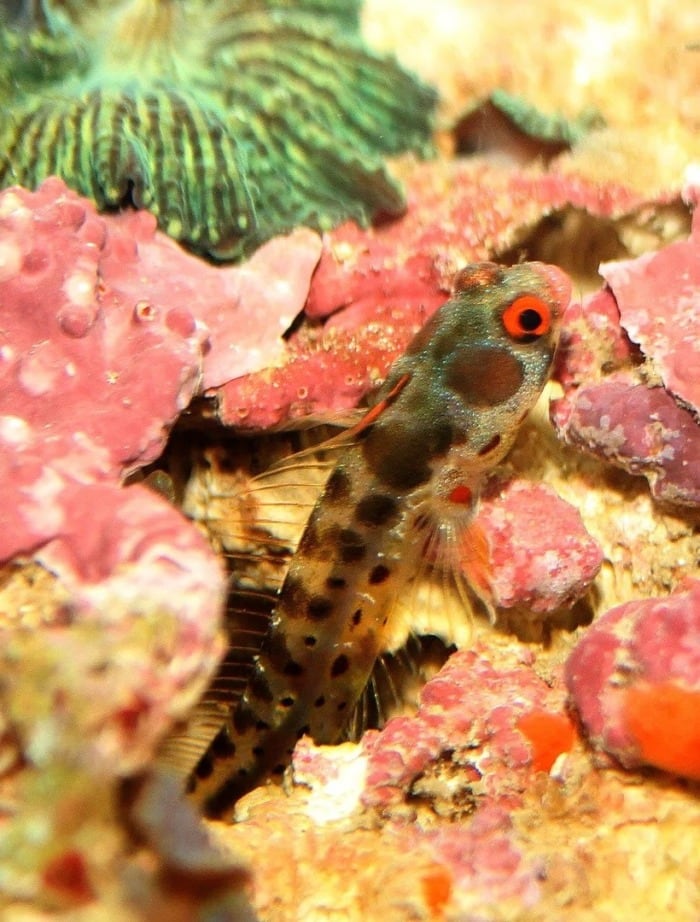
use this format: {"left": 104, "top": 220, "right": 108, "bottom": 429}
{"left": 0, "top": 0, "right": 436, "bottom": 258}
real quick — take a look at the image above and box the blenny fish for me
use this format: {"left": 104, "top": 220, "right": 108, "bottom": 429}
{"left": 180, "top": 261, "right": 570, "bottom": 817}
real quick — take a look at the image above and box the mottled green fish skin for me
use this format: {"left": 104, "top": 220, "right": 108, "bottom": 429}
{"left": 187, "top": 261, "right": 571, "bottom": 818}
{"left": 0, "top": 0, "right": 436, "bottom": 258}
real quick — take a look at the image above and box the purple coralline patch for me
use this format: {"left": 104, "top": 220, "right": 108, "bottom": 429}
{"left": 361, "top": 646, "right": 571, "bottom": 809}
{"left": 551, "top": 197, "right": 700, "bottom": 505}
{"left": 565, "top": 580, "right": 700, "bottom": 780}
{"left": 475, "top": 480, "right": 604, "bottom": 613}
{"left": 417, "top": 807, "right": 543, "bottom": 910}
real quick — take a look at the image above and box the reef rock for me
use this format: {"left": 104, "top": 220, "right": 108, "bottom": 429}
{"left": 565, "top": 580, "right": 700, "bottom": 781}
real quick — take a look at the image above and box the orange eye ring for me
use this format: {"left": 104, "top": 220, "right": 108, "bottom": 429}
{"left": 502, "top": 295, "right": 552, "bottom": 340}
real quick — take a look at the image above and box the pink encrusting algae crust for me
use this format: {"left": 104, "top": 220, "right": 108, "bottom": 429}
{"left": 565, "top": 579, "right": 700, "bottom": 780}
{"left": 551, "top": 188, "right": 700, "bottom": 506}
{"left": 218, "top": 158, "right": 679, "bottom": 429}
{"left": 474, "top": 480, "right": 604, "bottom": 613}
{"left": 599, "top": 182, "right": 700, "bottom": 417}
{"left": 0, "top": 177, "right": 301, "bottom": 914}
{"left": 359, "top": 646, "right": 574, "bottom": 809}
{"left": 0, "top": 178, "right": 320, "bottom": 564}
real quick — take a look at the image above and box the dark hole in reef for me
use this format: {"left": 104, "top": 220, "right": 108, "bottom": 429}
{"left": 497, "top": 206, "right": 691, "bottom": 291}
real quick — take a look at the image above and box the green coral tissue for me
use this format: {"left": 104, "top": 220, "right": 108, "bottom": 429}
{"left": 0, "top": 0, "right": 436, "bottom": 259}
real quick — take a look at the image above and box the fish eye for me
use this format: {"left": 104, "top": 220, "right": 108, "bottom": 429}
{"left": 502, "top": 295, "right": 552, "bottom": 341}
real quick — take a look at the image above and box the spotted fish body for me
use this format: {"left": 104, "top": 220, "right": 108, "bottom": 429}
{"left": 188, "top": 261, "right": 570, "bottom": 816}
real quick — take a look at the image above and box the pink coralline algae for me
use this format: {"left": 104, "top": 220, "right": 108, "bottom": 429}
{"left": 0, "top": 177, "right": 320, "bottom": 564}
{"left": 474, "top": 480, "right": 603, "bottom": 614}
{"left": 0, "top": 175, "right": 319, "bottom": 571}
{"left": 565, "top": 580, "right": 700, "bottom": 781}
{"left": 359, "top": 646, "right": 574, "bottom": 809}
{"left": 2, "top": 483, "right": 226, "bottom": 774}
{"left": 219, "top": 159, "right": 674, "bottom": 429}
{"left": 551, "top": 191, "right": 700, "bottom": 506}
{"left": 0, "top": 178, "right": 287, "bottom": 912}
{"left": 415, "top": 807, "right": 544, "bottom": 912}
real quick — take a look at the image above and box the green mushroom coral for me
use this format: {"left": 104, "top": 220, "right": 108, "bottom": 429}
{"left": 0, "top": 0, "right": 436, "bottom": 259}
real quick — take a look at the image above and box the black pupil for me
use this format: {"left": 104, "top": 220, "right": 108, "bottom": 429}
{"left": 519, "top": 308, "right": 543, "bottom": 332}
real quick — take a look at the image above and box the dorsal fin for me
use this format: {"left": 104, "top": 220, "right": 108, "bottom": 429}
{"left": 157, "top": 585, "right": 276, "bottom": 779}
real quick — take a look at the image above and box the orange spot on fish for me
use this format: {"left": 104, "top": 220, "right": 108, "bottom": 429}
{"left": 621, "top": 681, "right": 700, "bottom": 781}
{"left": 502, "top": 295, "right": 552, "bottom": 340}
{"left": 517, "top": 709, "right": 576, "bottom": 772}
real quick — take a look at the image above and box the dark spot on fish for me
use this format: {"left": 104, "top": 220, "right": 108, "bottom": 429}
{"left": 354, "top": 492, "right": 400, "bottom": 526}
{"left": 272, "top": 764, "right": 286, "bottom": 775}
{"left": 281, "top": 576, "right": 309, "bottom": 616}
{"left": 352, "top": 609, "right": 362, "bottom": 626}
{"left": 326, "top": 575, "right": 347, "bottom": 590}
{"left": 280, "top": 696, "right": 294, "bottom": 707}
{"left": 331, "top": 654, "right": 350, "bottom": 677}
{"left": 283, "top": 659, "right": 304, "bottom": 677}
{"left": 362, "top": 420, "right": 451, "bottom": 490}
{"left": 478, "top": 433, "right": 502, "bottom": 456}
{"left": 369, "top": 564, "right": 390, "bottom": 585}
{"left": 296, "top": 520, "right": 321, "bottom": 557}
{"left": 337, "top": 701, "right": 347, "bottom": 711}
{"left": 248, "top": 669, "right": 274, "bottom": 703}
{"left": 211, "top": 728, "right": 236, "bottom": 759}
{"left": 324, "top": 467, "right": 351, "bottom": 502}
{"left": 445, "top": 346, "right": 524, "bottom": 406}
{"left": 297, "top": 725, "right": 310, "bottom": 738}
{"left": 255, "top": 720, "right": 270, "bottom": 732}
{"left": 265, "top": 633, "right": 293, "bottom": 670}
{"left": 304, "top": 635, "right": 317, "bottom": 647}
{"left": 252, "top": 746, "right": 264, "bottom": 757}
{"left": 338, "top": 528, "right": 367, "bottom": 563}
{"left": 195, "top": 752, "right": 214, "bottom": 779}
{"left": 314, "top": 695, "right": 326, "bottom": 707}
{"left": 307, "top": 594, "right": 334, "bottom": 620}
{"left": 233, "top": 704, "right": 257, "bottom": 735}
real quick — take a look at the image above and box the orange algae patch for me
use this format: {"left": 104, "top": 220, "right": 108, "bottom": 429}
{"left": 421, "top": 865, "right": 452, "bottom": 917}
{"left": 517, "top": 710, "right": 576, "bottom": 772}
{"left": 622, "top": 682, "right": 700, "bottom": 781}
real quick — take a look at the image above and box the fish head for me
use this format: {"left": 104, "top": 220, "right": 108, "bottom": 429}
{"left": 362, "top": 261, "right": 571, "bottom": 493}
